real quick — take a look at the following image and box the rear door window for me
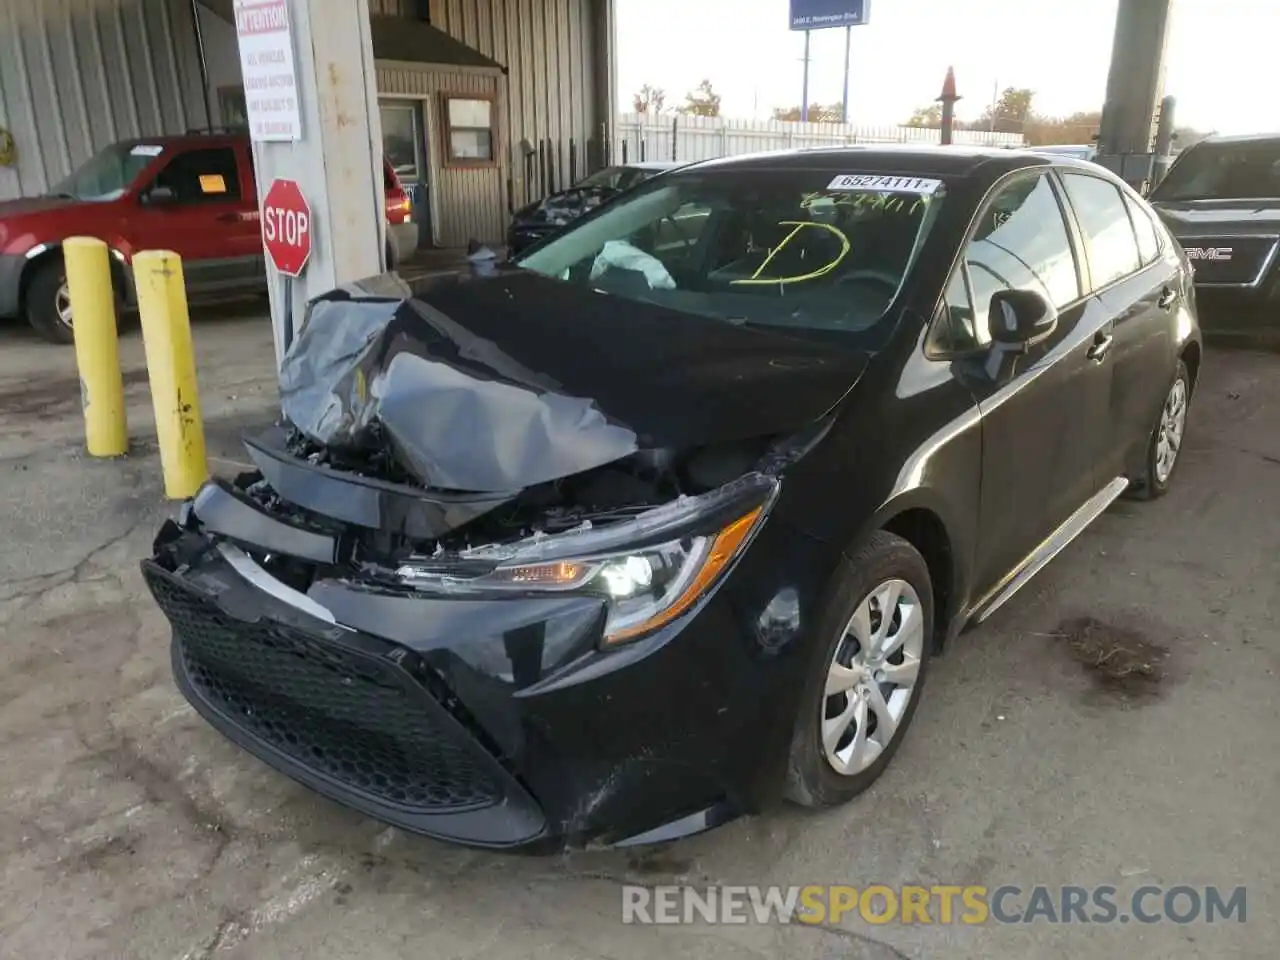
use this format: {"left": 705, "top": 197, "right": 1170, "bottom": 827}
{"left": 1124, "top": 194, "right": 1161, "bottom": 266}
{"left": 1060, "top": 173, "right": 1142, "bottom": 290}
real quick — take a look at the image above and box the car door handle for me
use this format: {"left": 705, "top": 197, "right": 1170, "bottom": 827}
{"left": 1157, "top": 286, "right": 1177, "bottom": 310}
{"left": 1087, "top": 332, "right": 1114, "bottom": 362}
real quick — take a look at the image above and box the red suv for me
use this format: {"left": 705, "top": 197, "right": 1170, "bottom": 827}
{"left": 0, "top": 131, "right": 415, "bottom": 344}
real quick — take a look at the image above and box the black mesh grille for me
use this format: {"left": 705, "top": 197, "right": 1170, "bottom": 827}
{"left": 145, "top": 566, "right": 502, "bottom": 812}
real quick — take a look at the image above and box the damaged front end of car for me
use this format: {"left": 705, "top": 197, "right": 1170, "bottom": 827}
{"left": 143, "top": 275, "right": 848, "bottom": 850}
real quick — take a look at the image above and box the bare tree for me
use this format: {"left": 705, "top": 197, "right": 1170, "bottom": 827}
{"left": 632, "top": 84, "right": 668, "bottom": 115}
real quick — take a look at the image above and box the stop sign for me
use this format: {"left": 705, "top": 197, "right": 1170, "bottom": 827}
{"left": 261, "top": 178, "right": 311, "bottom": 277}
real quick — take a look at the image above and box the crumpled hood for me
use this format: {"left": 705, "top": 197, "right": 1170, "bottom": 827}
{"left": 278, "top": 271, "right": 867, "bottom": 494}
{"left": 512, "top": 187, "right": 612, "bottom": 228}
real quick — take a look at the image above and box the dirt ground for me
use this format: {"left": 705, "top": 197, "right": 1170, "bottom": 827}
{"left": 0, "top": 311, "right": 1276, "bottom": 959}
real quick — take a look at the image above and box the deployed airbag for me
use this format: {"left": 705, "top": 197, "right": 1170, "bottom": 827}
{"left": 278, "top": 288, "right": 639, "bottom": 493}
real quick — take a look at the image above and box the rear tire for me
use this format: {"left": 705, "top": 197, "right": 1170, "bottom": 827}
{"left": 1129, "top": 360, "right": 1191, "bottom": 501}
{"left": 25, "top": 258, "right": 74, "bottom": 344}
{"left": 785, "top": 532, "right": 934, "bottom": 808}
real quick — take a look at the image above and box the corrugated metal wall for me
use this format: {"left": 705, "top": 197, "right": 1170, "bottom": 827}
{"left": 0, "top": 0, "right": 208, "bottom": 200}
{"left": 377, "top": 0, "right": 605, "bottom": 208}
{"left": 429, "top": 0, "right": 602, "bottom": 207}
{"left": 377, "top": 65, "right": 506, "bottom": 245}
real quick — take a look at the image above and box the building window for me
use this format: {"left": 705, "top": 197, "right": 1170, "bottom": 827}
{"left": 218, "top": 87, "right": 248, "bottom": 130}
{"left": 443, "top": 95, "right": 494, "bottom": 165}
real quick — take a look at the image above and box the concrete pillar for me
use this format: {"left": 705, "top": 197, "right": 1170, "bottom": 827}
{"left": 241, "top": 0, "right": 385, "bottom": 367}
{"left": 1096, "top": 0, "right": 1173, "bottom": 186}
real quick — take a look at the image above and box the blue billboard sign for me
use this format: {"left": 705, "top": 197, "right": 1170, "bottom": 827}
{"left": 790, "top": 0, "right": 869, "bottom": 31}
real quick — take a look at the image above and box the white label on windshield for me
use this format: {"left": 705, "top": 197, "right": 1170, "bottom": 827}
{"left": 130, "top": 144, "right": 163, "bottom": 157}
{"left": 827, "top": 174, "right": 942, "bottom": 194}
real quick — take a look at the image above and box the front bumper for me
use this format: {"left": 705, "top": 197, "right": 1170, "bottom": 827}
{"left": 0, "top": 254, "right": 25, "bottom": 317}
{"left": 146, "top": 552, "right": 546, "bottom": 846}
{"left": 145, "top": 478, "right": 836, "bottom": 850}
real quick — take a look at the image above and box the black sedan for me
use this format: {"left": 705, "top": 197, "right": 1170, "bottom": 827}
{"left": 506, "top": 161, "right": 680, "bottom": 254}
{"left": 144, "top": 147, "right": 1201, "bottom": 851}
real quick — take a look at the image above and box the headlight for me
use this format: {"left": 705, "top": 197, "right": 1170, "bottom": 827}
{"left": 396, "top": 505, "right": 766, "bottom": 645}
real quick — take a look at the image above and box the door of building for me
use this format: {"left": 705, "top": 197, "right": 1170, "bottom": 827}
{"left": 379, "top": 100, "right": 431, "bottom": 249}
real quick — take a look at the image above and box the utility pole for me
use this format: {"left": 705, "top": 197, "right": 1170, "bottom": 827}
{"left": 840, "top": 25, "right": 852, "bottom": 124}
{"left": 937, "top": 66, "right": 960, "bottom": 146}
{"left": 801, "top": 30, "right": 811, "bottom": 122}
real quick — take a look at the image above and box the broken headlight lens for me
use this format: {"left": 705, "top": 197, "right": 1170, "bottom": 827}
{"left": 487, "top": 505, "right": 765, "bottom": 645}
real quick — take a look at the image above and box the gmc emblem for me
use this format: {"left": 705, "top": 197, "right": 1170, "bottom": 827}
{"left": 1185, "top": 247, "right": 1233, "bottom": 261}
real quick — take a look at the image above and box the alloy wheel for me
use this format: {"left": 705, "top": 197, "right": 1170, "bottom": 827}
{"left": 1155, "top": 378, "right": 1187, "bottom": 484}
{"left": 822, "top": 578, "right": 924, "bottom": 776}
{"left": 56, "top": 280, "right": 73, "bottom": 329}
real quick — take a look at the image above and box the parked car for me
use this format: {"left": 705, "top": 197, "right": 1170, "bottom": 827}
{"left": 1148, "top": 132, "right": 1280, "bottom": 316}
{"left": 144, "top": 147, "right": 1201, "bottom": 851}
{"left": 0, "top": 131, "right": 416, "bottom": 344}
{"left": 1030, "top": 144, "right": 1099, "bottom": 164}
{"left": 506, "top": 161, "right": 681, "bottom": 253}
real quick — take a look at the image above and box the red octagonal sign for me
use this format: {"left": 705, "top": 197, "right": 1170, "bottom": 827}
{"left": 261, "top": 178, "right": 312, "bottom": 277}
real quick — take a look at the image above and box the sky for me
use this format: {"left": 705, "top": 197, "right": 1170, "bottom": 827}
{"left": 616, "top": 0, "right": 1280, "bottom": 135}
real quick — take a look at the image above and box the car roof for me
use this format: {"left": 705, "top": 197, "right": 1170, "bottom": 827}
{"left": 625, "top": 161, "right": 683, "bottom": 171}
{"left": 674, "top": 145, "right": 1056, "bottom": 182}
{"left": 121, "top": 130, "right": 246, "bottom": 146}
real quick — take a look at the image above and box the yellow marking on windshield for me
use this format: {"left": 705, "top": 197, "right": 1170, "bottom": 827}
{"left": 746, "top": 223, "right": 808, "bottom": 280}
{"left": 729, "top": 220, "right": 851, "bottom": 286}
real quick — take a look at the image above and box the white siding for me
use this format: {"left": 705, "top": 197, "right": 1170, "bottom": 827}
{"left": 0, "top": 0, "right": 208, "bottom": 199}
{"left": 615, "top": 113, "right": 1026, "bottom": 164}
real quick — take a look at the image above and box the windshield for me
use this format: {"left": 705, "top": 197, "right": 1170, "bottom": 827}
{"left": 1151, "top": 141, "right": 1280, "bottom": 201}
{"left": 576, "top": 166, "right": 636, "bottom": 191}
{"left": 515, "top": 170, "right": 944, "bottom": 334}
{"left": 47, "top": 142, "right": 160, "bottom": 201}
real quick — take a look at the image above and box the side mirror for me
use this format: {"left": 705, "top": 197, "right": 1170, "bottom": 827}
{"left": 142, "top": 186, "right": 176, "bottom": 206}
{"left": 988, "top": 288, "right": 1057, "bottom": 352}
{"left": 984, "top": 288, "right": 1057, "bottom": 380}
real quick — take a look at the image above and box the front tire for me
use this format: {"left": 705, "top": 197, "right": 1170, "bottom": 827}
{"left": 25, "top": 258, "right": 74, "bottom": 344}
{"left": 1130, "top": 360, "right": 1191, "bottom": 500}
{"left": 785, "top": 531, "right": 934, "bottom": 808}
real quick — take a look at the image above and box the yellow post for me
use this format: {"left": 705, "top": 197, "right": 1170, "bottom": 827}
{"left": 132, "top": 250, "right": 208, "bottom": 499}
{"left": 64, "top": 237, "right": 128, "bottom": 456}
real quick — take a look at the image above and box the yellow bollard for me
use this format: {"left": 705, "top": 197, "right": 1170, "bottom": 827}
{"left": 64, "top": 237, "right": 128, "bottom": 456}
{"left": 132, "top": 250, "right": 208, "bottom": 499}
